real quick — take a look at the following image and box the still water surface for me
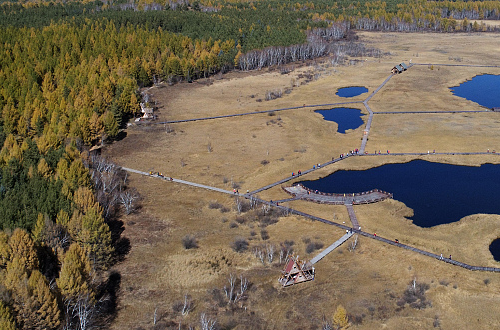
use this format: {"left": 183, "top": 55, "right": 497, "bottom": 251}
{"left": 336, "top": 86, "right": 369, "bottom": 98}
{"left": 300, "top": 160, "right": 500, "bottom": 227}
{"left": 450, "top": 74, "right": 500, "bottom": 109}
{"left": 315, "top": 108, "right": 365, "bottom": 134}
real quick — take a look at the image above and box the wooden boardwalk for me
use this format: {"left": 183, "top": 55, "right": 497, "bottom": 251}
{"left": 249, "top": 154, "right": 353, "bottom": 194}
{"left": 120, "top": 165, "right": 500, "bottom": 273}
{"left": 120, "top": 167, "right": 234, "bottom": 195}
{"left": 310, "top": 232, "right": 354, "bottom": 264}
{"left": 374, "top": 110, "right": 491, "bottom": 114}
{"left": 139, "top": 101, "right": 362, "bottom": 126}
{"left": 360, "top": 74, "right": 393, "bottom": 153}
{"left": 345, "top": 204, "right": 360, "bottom": 229}
{"left": 282, "top": 184, "right": 392, "bottom": 205}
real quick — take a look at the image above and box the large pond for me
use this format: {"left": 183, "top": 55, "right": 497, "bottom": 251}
{"left": 336, "top": 86, "right": 369, "bottom": 98}
{"left": 450, "top": 74, "right": 500, "bottom": 109}
{"left": 300, "top": 160, "right": 500, "bottom": 227}
{"left": 315, "top": 108, "right": 365, "bottom": 133}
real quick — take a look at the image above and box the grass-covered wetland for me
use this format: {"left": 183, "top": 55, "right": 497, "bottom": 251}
{"left": 2, "top": 0, "right": 500, "bottom": 329}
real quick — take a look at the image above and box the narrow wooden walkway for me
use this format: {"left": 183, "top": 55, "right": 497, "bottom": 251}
{"left": 139, "top": 101, "right": 362, "bottom": 126}
{"left": 360, "top": 74, "right": 394, "bottom": 153}
{"left": 120, "top": 167, "right": 234, "bottom": 195}
{"left": 282, "top": 184, "right": 392, "bottom": 205}
{"left": 345, "top": 204, "right": 360, "bottom": 229}
{"left": 310, "top": 232, "right": 354, "bottom": 264}
{"left": 413, "top": 63, "right": 500, "bottom": 68}
{"left": 249, "top": 154, "right": 353, "bottom": 194}
{"left": 360, "top": 152, "right": 499, "bottom": 157}
{"left": 373, "top": 110, "right": 491, "bottom": 114}
{"left": 284, "top": 205, "right": 500, "bottom": 272}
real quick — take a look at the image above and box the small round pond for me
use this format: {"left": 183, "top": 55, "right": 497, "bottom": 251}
{"left": 489, "top": 238, "right": 500, "bottom": 262}
{"left": 299, "top": 160, "right": 500, "bottom": 228}
{"left": 315, "top": 108, "right": 365, "bottom": 134}
{"left": 450, "top": 74, "right": 500, "bottom": 109}
{"left": 336, "top": 86, "right": 369, "bottom": 98}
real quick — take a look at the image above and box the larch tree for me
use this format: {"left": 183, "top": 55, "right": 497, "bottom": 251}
{"left": 26, "top": 270, "right": 61, "bottom": 330}
{"left": 73, "top": 187, "right": 99, "bottom": 215}
{"left": 57, "top": 243, "right": 94, "bottom": 301}
{"left": 9, "top": 228, "right": 39, "bottom": 272}
{"left": 0, "top": 231, "right": 11, "bottom": 268}
{"left": 0, "top": 301, "right": 17, "bottom": 330}
{"left": 32, "top": 213, "right": 47, "bottom": 243}
{"left": 332, "top": 304, "right": 350, "bottom": 330}
{"left": 80, "top": 206, "right": 114, "bottom": 269}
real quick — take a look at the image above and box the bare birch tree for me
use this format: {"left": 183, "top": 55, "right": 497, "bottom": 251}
{"left": 200, "top": 313, "right": 217, "bottom": 330}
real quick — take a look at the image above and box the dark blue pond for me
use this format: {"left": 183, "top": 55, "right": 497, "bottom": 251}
{"left": 489, "top": 238, "right": 500, "bottom": 261}
{"left": 336, "top": 86, "right": 369, "bottom": 98}
{"left": 315, "top": 108, "right": 365, "bottom": 134}
{"left": 300, "top": 160, "right": 500, "bottom": 228}
{"left": 450, "top": 74, "right": 500, "bottom": 109}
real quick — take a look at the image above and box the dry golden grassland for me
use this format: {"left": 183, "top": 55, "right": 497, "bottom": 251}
{"left": 105, "top": 32, "right": 500, "bottom": 330}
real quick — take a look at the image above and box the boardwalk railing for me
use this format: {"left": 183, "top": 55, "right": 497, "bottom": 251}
{"left": 294, "top": 184, "right": 392, "bottom": 199}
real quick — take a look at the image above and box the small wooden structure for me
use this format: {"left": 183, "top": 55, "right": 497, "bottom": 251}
{"left": 140, "top": 102, "right": 154, "bottom": 118}
{"left": 278, "top": 256, "right": 315, "bottom": 287}
{"left": 391, "top": 62, "right": 408, "bottom": 74}
{"left": 135, "top": 102, "right": 156, "bottom": 122}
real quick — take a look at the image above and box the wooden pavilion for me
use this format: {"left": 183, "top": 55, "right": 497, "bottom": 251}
{"left": 278, "top": 256, "right": 315, "bottom": 287}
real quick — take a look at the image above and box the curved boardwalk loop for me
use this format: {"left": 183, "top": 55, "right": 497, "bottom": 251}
{"left": 282, "top": 184, "right": 392, "bottom": 205}
{"left": 119, "top": 60, "right": 500, "bottom": 275}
